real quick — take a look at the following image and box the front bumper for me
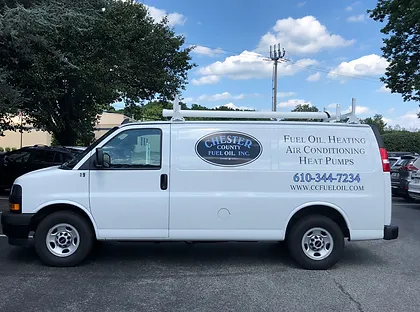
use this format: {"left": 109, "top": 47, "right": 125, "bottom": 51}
{"left": 1, "top": 212, "right": 34, "bottom": 246}
{"left": 384, "top": 225, "right": 399, "bottom": 240}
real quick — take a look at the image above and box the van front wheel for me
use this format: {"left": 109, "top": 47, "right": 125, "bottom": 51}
{"left": 34, "top": 211, "right": 94, "bottom": 267}
{"left": 287, "top": 215, "right": 344, "bottom": 270}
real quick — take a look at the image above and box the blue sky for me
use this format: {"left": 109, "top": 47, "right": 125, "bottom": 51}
{"left": 119, "top": 0, "right": 419, "bottom": 129}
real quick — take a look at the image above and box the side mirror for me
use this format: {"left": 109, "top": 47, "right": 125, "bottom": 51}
{"left": 95, "top": 148, "right": 104, "bottom": 167}
{"left": 95, "top": 148, "right": 110, "bottom": 168}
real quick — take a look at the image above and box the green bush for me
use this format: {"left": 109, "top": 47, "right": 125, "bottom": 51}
{"left": 383, "top": 131, "right": 420, "bottom": 153}
{"left": 0, "top": 147, "right": 3, "bottom": 152}
{"left": 5, "top": 147, "right": 11, "bottom": 152}
{"left": 11, "top": 147, "right": 17, "bottom": 151}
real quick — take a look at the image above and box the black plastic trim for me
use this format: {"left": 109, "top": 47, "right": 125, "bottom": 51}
{"left": 160, "top": 174, "right": 168, "bottom": 190}
{"left": 369, "top": 124, "right": 384, "bottom": 148}
{"left": 1, "top": 212, "right": 34, "bottom": 240}
{"left": 383, "top": 225, "right": 398, "bottom": 240}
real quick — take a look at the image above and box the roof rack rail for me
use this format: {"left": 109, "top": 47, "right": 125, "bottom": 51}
{"left": 162, "top": 97, "right": 360, "bottom": 124}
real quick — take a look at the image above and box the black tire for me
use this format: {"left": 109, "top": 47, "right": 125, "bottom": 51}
{"left": 287, "top": 215, "right": 344, "bottom": 270}
{"left": 34, "top": 211, "right": 94, "bottom": 267}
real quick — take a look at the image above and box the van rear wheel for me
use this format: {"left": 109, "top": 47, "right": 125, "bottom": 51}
{"left": 287, "top": 215, "right": 344, "bottom": 270}
{"left": 34, "top": 211, "right": 94, "bottom": 267}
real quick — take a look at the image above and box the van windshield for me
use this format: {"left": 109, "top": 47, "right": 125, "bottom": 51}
{"left": 59, "top": 127, "right": 119, "bottom": 170}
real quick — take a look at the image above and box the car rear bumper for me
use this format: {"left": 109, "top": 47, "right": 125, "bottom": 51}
{"left": 384, "top": 225, "right": 398, "bottom": 240}
{"left": 1, "top": 212, "right": 34, "bottom": 246}
{"left": 392, "top": 180, "right": 411, "bottom": 196}
{"left": 408, "top": 190, "right": 420, "bottom": 200}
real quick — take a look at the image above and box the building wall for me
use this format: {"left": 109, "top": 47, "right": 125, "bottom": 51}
{"left": 0, "top": 129, "right": 52, "bottom": 149}
{"left": 0, "top": 112, "right": 129, "bottom": 150}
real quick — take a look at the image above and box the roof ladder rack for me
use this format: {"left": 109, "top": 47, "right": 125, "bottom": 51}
{"left": 162, "top": 96, "right": 359, "bottom": 124}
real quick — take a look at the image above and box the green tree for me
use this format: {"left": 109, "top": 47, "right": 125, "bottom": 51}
{"left": 0, "top": 0, "right": 195, "bottom": 145}
{"left": 0, "top": 68, "right": 23, "bottom": 134}
{"left": 291, "top": 104, "right": 319, "bottom": 112}
{"left": 285, "top": 103, "right": 320, "bottom": 122}
{"left": 360, "top": 114, "right": 387, "bottom": 134}
{"left": 368, "top": 0, "right": 420, "bottom": 102}
{"left": 383, "top": 131, "right": 420, "bottom": 153}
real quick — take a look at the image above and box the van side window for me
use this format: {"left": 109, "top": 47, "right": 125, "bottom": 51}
{"left": 102, "top": 128, "right": 162, "bottom": 169}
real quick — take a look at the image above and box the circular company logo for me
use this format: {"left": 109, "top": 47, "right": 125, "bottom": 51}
{"left": 195, "top": 131, "right": 263, "bottom": 167}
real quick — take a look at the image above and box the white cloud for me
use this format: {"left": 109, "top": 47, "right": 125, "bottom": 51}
{"left": 383, "top": 117, "right": 392, "bottom": 124}
{"left": 345, "top": 1, "right": 361, "bottom": 12}
{"left": 182, "top": 97, "right": 194, "bottom": 103}
{"left": 256, "top": 16, "right": 355, "bottom": 55}
{"left": 184, "top": 92, "right": 262, "bottom": 103}
{"left": 388, "top": 111, "right": 420, "bottom": 130}
{"left": 297, "top": 1, "right": 306, "bottom": 7}
{"left": 353, "top": 105, "right": 370, "bottom": 115}
{"left": 144, "top": 5, "right": 186, "bottom": 26}
{"left": 327, "top": 54, "right": 389, "bottom": 82}
{"left": 307, "top": 72, "right": 321, "bottom": 82}
{"left": 191, "top": 45, "right": 225, "bottom": 57}
{"left": 378, "top": 85, "right": 391, "bottom": 93}
{"left": 197, "top": 92, "right": 246, "bottom": 101}
{"left": 215, "top": 103, "right": 254, "bottom": 111}
{"left": 195, "top": 51, "right": 317, "bottom": 84}
{"left": 327, "top": 103, "right": 371, "bottom": 115}
{"left": 277, "top": 91, "right": 297, "bottom": 98}
{"left": 191, "top": 75, "right": 220, "bottom": 86}
{"left": 342, "top": 105, "right": 371, "bottom": 115}
{"left": 347, "top": 14, "right": 365, "bottom": 22}
{"left": 278, "top": 99, "right": 312, "bottom": 108}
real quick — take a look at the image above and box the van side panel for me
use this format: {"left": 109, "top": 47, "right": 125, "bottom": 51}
{"left": 168, "top": 122, "right": 385, "bottom": 241}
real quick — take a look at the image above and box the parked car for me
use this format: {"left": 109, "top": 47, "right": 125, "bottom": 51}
{"left": 56, "top": 146, "right": 86, "bottom": 156}
{"left": 408, "top": 168, "right": 420, "bottom": 200}
{"left": 391, "top": 154, "right": 418, "bottom": 201}
{"left": 388, "top": 152, "right": 417, "bottom": 168}
{"left": 0, "top": 145, "right": 75, "bottom": 191}
{"left": 389, "top": 156, "right": 400, "bottom": 168}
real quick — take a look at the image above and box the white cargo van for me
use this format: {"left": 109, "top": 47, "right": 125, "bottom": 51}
{"left": 1, "top": 99, "right": 398, "bottom": 269}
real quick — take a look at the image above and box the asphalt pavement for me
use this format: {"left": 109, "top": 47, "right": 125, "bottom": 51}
{"left": 0, "top": 197, "right": 419, "bottom": 311}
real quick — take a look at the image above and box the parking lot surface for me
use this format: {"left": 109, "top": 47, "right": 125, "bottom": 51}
{"left": 0, "top": 197, "right": 419, "bottom": 312}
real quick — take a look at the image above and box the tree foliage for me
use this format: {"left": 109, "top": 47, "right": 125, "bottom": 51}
{"left": 291, "top": 104, "right": 319, "bottom": 113}
{"left": 383, "top": 131, "right": 420, "bottom": 153}
{"left": 110, "top": 101, "right": 260, "bottom": 122}
{"left": 360, "top": 114, "right": 388, "bottom": 134}
{"left": 368, "top": 0, "right": 420, "bottom": 102}
{"left": 285, "top": 103, "right": 320, "bottom": 122}
{"left": 0, "top": 0, "right": 195, "bottom": 145}
{"left": 0, "top": 68, "right": 23, "bottom": 134}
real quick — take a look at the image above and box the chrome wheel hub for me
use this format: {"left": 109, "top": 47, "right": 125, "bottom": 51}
{"left": 301, "top": 227, "right": 333, "bottom": 261}
{"left": 46, "top": 223, "right": 80, "bottom": 257}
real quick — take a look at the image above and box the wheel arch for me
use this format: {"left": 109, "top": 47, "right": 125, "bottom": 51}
{"left": 285, "top": 202, "right": 351, "bottom": 240}
{"left": 30, "top": 201, "right": 98, "bottom": 239}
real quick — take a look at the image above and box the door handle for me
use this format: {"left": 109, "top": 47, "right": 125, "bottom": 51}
{"left": 160, "top": 174, "right": 168, "bottom": 190}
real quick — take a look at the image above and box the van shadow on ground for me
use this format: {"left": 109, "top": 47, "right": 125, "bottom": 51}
{"left": 2, "top": 240, "right": 385, "bottom": 272}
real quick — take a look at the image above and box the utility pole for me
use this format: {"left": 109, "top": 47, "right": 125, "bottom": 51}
{"left": 269, "top": 44, "right": 286, "bottom": 112}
